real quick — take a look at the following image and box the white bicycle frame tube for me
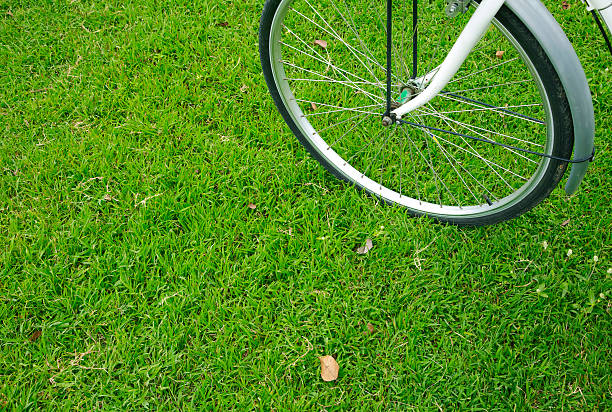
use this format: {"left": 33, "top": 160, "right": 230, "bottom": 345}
{"left": 392, "top": 0, "right": 612, "bottom": 120}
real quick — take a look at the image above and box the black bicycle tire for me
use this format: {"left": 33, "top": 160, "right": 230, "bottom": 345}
{"left": 259, "top": 0, "right": 574, "bottom": 226}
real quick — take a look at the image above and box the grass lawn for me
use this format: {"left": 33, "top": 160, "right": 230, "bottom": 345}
{"left": 1, "top": 0, "right": 610, "bottom": 409}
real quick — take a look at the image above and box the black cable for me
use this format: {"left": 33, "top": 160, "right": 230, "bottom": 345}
{"left": 591, "top": 9, "right": 612, "bottom": 56}
{"left": 441, "top": 92, "right": 545, "bottom": 124}
{"left": 386, "top": 0, "right": 393, "bottom": 116}
{"left": 412, "top": 0, "right": 418, "bottom": 79}
{"left": 396, "top": 118, "right": 595, "bottom": 163}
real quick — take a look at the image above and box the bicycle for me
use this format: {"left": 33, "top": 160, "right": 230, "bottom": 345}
{"left": 259, "top": 0, "right": 610, "bottom": 226}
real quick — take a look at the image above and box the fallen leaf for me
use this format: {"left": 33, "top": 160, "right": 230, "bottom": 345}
{"left": 310, "top": 102, "right": 317, "bottom": 111}
{"left": 561, "top": 219, "right": 570, "bottom": 227}
{"left": 356, "top": 238, "right": 374, "bottom": 255}
{"left": 240, "top": 84, "right": 248, "bottom": 93}
{"left": 216, "top": 21, "right": 229, "bottom": 27}
{"left": 319, "top": 355, "right": 339, "bottom": 381}
{"left": 500, "top": 103, "right": 509, "bottom": 118}
{"left": 72, "top": 120, "right": 89, "bottom": 129}
{"left": 29, "top": 330, "right": 42, "bottom": 342}
{"left": 495, "top": 50, "right": 505, "bottom": 59}
{"left": 314, "top": 39, "right": 328, "bottom": 49}
{"left": 363, "top": 322, "right": 375, "bottom": 335}
{"left": 6, "top": 10, "right": 13, "bottom": 17}
{"left": 562, "top": 1, "right": 570, "bottom": 10}
{"left": 247, "top": 203, "right": 257, "bottom": 210}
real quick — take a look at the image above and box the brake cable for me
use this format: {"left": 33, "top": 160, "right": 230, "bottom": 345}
{"left": 385, "top": 0, "right": 393, "bottom": 117}
{"left": 397, "top": 118, "right": 596, "bottom": 164}
{"left": 590, "top": 9, "right": 612, "bottom": 56}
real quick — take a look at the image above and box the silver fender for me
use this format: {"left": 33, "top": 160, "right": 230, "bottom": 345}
{"left": 505, "top": 0, "right": 595, "bottom": 194}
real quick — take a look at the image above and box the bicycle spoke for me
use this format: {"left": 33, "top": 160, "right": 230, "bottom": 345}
{"left": 327, "top": 112, "right": 372, "bottom": 148}
{"left": 297, "top": 1, "right": 385, "bottom": 88}
{"left": 445, "top": 79, "right": 533, "bottom": 95}
{"left": 334, "top": 1, "right": 400, "bottom": 84}
{"left": 415, "top": 114, "right": 481, "bottom": 205}
{"left": 417, "top": 107, "right": 540, "bottom": 167}
{"left": 407, "top": 112, "right": 527, "bottom": 183}
{"left": 295, "top": 99, "right": 382, "bottom": 116}
{"left": 431, "top": 103, "right": 542, "bottom": 116}
{"left": 405, "top": 131, "right": 421, "bottom": 201}
{"left": 279, "top": 38, "right": 385, "bottom": 91}
{"left": 281, "top": 60, "right": 384, "bottom": 103}
{"left": 449, "top": 57, "right": 519, "bottom": 83}
{"left": 286, "top": 77, "right": 385, "bottom": 87}
{"left": 418, "top": 104, "right": 543, "bottom": 148}
{"left": 439, "top": 93, "right": 544, "bottom": 124}
{"left": 318, "top": 111, "right": 369, "bottom": 134}
{"left": 345, "top": 128, "right": 386, "bottom": 164}
{"left": 373, "top": 9, "right": 411, "bottom": 83}
{"left": 281, "top": 25, "right": 388, "bottom": 101}
{"left": 403, "top": 121, "right": 456, "bottom": 206}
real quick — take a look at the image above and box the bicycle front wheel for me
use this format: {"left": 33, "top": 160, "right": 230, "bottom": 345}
{"left": 259, "top": 0, "right": 573, "bottom": 226}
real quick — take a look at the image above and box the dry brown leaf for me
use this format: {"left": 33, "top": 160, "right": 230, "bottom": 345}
{"left": 562, "top": 1, "right": 570, "bottom": 10}
{"left": 561, "top": 219, "right": 570, "bottom": 227}
{"left": 6, "top": 10, "right": 14, "bottom": 17}
{"left": 495, "top": 50, "right": 505, "bottom": 59}
{"left": 314, "top": 39, "right": 328, "bottom": 49}
{"left": 319, "top": 355, "right": 339, "bottom": 381}
{"left": 247, "top": 203, "right": 257, "bottom": 210}
{"left": 29, "top": 330, "right": 42, "bottom": 342}
{"left": 363, "top": 322, "right": 375, "bottom": 335}
{"left": 356, "top": 238, "right": 374, "bottom": 255}
{"left": 310, "top": 102, "right": 317, "bottom": 111}
{"left": 216, "top": 21, "right": 229, "bottom": 27}
{"left": 500, "top": 103, "right": 509, "bottom": 118}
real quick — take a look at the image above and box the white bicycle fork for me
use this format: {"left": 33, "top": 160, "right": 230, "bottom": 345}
{"left": 391, "top": 0, "right": 612, "bottom": 120}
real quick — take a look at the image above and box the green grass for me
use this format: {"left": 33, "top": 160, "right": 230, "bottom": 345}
{"left": 0, "top": 0, "right": 610, "bottom": 409}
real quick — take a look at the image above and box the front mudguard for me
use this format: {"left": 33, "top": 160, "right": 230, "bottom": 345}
{"left": 505, "top": 0, "right": 595, "bottom": 194}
